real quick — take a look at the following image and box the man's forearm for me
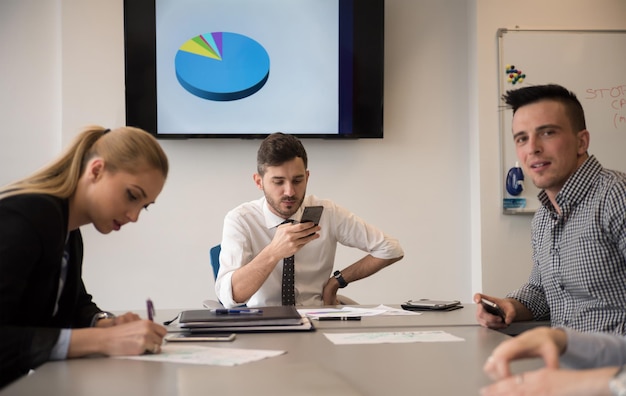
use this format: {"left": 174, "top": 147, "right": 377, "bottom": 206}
{"left": 340, "top": 255, "right": 402, "bottom": 283}
{"left": 230, "top": 248, "right": 281, "bottom": 303}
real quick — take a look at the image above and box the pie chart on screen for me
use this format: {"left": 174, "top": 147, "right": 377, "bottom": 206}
{"left": 174, "top": 32, "right": 270, "bottom": 101}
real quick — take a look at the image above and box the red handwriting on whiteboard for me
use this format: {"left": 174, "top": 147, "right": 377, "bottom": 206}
{"left": 585, "top": 85, "right": 626, "bottom": 130}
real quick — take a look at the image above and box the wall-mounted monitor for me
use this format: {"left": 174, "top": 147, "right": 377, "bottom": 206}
{"left": 123, "top": 0, "right": 384, "bottom": 139}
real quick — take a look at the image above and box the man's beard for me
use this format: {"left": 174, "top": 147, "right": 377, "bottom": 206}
{"left": 265, "top": 191, "right": 305, "bottom": 218}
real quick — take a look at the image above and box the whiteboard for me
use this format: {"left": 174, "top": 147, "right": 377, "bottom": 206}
{"left": 498, "top": 29, "right": 626, "bottom": 213}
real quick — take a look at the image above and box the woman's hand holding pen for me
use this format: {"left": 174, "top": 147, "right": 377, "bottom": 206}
{"left": 98, "top": 320, "right": 167, "bottom": 356}
{"left": 72, "top": 301, "right": 165, "bottom": 357}
{"left": 67, "top": 320, "right": 167, "bottom": 358}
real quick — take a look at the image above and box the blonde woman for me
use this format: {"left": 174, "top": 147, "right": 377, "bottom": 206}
{"left": 0, "top": 126, "right": 169, "bottom": 388}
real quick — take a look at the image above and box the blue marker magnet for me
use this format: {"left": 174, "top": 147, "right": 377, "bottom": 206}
{"left": 506, "top": 162, "right": 525, "bottom": 196}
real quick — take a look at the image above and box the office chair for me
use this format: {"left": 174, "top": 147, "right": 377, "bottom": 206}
{"left": 209, "top": 244, "right": 357, "bottom": 305}
{"left": 209, "top": 244, "right": 221, "bottom": 280}
{"left": 205, "top": 245, "right": 225, "bottom": 308}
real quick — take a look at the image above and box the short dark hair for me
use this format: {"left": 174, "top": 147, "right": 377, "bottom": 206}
{"left": 502, "top": 84, "right": 586, "bottom": 131}
{"left": 257, "top": 132, "right": 308, "bottom": 175}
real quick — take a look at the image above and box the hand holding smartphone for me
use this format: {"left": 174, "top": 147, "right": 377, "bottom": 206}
{"left": 480, "top": 298, "right": 506, "bottom": 322}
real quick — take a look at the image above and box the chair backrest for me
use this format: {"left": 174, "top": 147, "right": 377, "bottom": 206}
{"left": 209, "top": 244, "right": 221, "bottom": 280}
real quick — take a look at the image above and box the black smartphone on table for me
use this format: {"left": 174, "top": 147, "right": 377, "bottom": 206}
{"left": 401, "top": 299, "right": 462, "bottom": 311}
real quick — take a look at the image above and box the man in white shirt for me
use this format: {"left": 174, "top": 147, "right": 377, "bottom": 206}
{"left": 215, "top": 132, "right": 404, "bottom": 308}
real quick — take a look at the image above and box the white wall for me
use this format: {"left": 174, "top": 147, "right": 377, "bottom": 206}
{"left": 0, "top": 0, "right": 624, "bottom": 311}
{"left": 0, "top": 0, "right": 62, "bottom": 177}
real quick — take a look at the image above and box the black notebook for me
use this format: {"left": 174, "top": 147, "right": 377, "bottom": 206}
{"left": 178, "top": 306, "right": 303, "bottom": 329}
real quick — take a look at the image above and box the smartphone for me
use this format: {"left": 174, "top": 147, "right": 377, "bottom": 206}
{"left": 165, "top": 333, "right": 236, "bottom": 342}
{"left": 300, "top": 206, "right": 323, "bottom": 225}
{"left": 480, "top": 298, "right": 506, "bottom": 321}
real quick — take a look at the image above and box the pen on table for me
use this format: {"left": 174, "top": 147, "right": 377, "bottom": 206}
{"left": 146, "top": 298, "right": 155, "bottom": 321}
{"left": 212, "top": 308, "right": 263, "bottom": 315}
{"left": 318, "top": 316, "right": 362, "bottom": 321}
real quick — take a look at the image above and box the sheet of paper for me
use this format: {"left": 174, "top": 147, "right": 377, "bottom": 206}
{"left": 298, "top": 304, "right": 420, "bottom": 319}
{"left": 373, "top": 304, "right": 422, "bottom": 316}
{"left": 323, "top": 330, "right": 465, "bottom": 345}
{"left": 116, "top": 344, "right": 285, "bottom": 366}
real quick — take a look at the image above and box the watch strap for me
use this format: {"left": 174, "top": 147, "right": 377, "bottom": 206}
{"left": 333, "top": 270, "right": 348, "bottom": 288}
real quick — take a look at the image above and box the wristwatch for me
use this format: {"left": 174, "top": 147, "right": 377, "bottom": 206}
{"left": 610, "top": 365, "right": 626, "bottom": 396}
{"left": 90, "top": 311, "right": 116, "bottom": 327}
{"left": 333, "top": 270, "right": 348, "bottom": 288}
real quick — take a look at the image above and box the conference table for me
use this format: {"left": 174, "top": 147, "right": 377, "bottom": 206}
{"left": 0, "top": 304, "right": 544, "bottom": 396}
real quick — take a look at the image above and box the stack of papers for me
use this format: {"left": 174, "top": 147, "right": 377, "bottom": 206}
{"left": 299, "top": 304, "right": 421, "bottom": 319}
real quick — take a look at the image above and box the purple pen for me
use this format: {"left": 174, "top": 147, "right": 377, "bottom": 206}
{"left": 146, "top": 298, "right": 155, "bottom": 321}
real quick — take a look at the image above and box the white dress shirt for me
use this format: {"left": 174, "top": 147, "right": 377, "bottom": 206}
{"left": 215, "top": 195, "right": 404, "bottom": 307}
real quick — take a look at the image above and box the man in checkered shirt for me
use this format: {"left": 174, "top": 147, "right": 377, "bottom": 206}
{"left": 474, "top": 84, "right": 626, "bottom": 334}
